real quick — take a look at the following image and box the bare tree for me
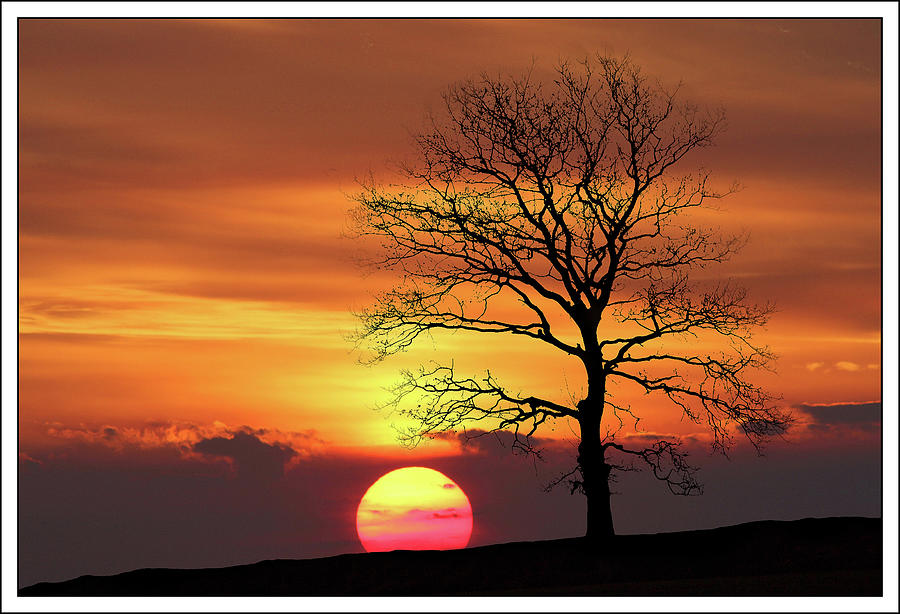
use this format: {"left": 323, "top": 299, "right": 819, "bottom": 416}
{"left": 349, "top": 55, "right": 792, "bottom": 539}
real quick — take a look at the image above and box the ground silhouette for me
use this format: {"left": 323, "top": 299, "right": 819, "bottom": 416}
{"left": 20, "top": 517, "right": 880, "bottom": 596}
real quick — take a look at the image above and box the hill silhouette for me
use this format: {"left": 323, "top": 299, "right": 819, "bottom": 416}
{"left": 20, "top": 517, "right": 880, "bottom": 596}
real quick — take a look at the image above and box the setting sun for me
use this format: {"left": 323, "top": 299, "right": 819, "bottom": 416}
{"left": 356, "top": 467, "right": 473, "bottom": 552}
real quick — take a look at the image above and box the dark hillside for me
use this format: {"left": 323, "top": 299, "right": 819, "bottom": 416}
{"left": 20, "top": 516, "right": 881, "bottom": 596}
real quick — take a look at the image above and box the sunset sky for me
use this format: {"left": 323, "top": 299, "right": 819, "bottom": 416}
{"left": 6, "top": 15, "right": 894, "bottom": 590}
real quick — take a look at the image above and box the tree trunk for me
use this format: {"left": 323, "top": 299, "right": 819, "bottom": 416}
{"left": 578, "top": 375, "right": 615, "bottom": 539}
{"left": 576, "top": 315, "right": 615, "bottom": 540}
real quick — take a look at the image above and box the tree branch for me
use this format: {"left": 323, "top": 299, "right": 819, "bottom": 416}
{"left": 603, "top": 440, "right": 703, "bottom": 495}
{"left": 381, "top": 363, "right": 577, "bottom": 450}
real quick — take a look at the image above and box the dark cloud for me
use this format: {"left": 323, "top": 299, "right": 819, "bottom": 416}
{"left": 798, "top": 401, "right": 881, "bottom": 426}
{"left": 193, "top": 430, "right": 297, "bottom": 481}
{"left": 34, "top": 419, "right": 324, "bottom": 479}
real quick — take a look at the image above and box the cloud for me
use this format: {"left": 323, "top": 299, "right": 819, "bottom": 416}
{"left": 42, "top": 420, "right": 325, "bottom": 473}
{"left": 428, "top": 428, "right": 570, "bottom": 459}
{"left": 193, "top": 431, "right": 296, "bottom": 481}
{"left": 46, "top": 421, "right": 223, "bottom": 451}
{"left": 803, "top": 361, "right": 878, "bottom": 375}
{"left": 612, "top": 432, "right": 708, "bottom": 449}
{"left": 797, "top": 401, "right": 881, "bottom": 426}
{"left": 796, "top": 401, "right": 881, "bottom": 438}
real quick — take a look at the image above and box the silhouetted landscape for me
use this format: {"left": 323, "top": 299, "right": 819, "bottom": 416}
{"left": 20, "top": 517, "right": 880, "bottom": 597}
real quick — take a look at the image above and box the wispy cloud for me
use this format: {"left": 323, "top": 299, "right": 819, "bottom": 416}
{"left": 804, "top": 361, "right": 879, "bottom": 374}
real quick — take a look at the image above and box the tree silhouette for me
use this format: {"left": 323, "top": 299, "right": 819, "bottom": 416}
{"left": 349, "top": 56, "right": 792, "bottom": 539}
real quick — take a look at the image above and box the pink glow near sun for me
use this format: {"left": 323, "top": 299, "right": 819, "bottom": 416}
{"left": 356, "top": 466, "right": 473, "bottom": 552}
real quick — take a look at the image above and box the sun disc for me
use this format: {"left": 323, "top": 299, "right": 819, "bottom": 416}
{"left": 356, "top": 466, "right": 473, "bottom": 552}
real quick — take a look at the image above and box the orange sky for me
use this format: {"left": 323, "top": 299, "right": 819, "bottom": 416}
{"left": 18, "top": 18, "right": 881, "bottom": 451}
